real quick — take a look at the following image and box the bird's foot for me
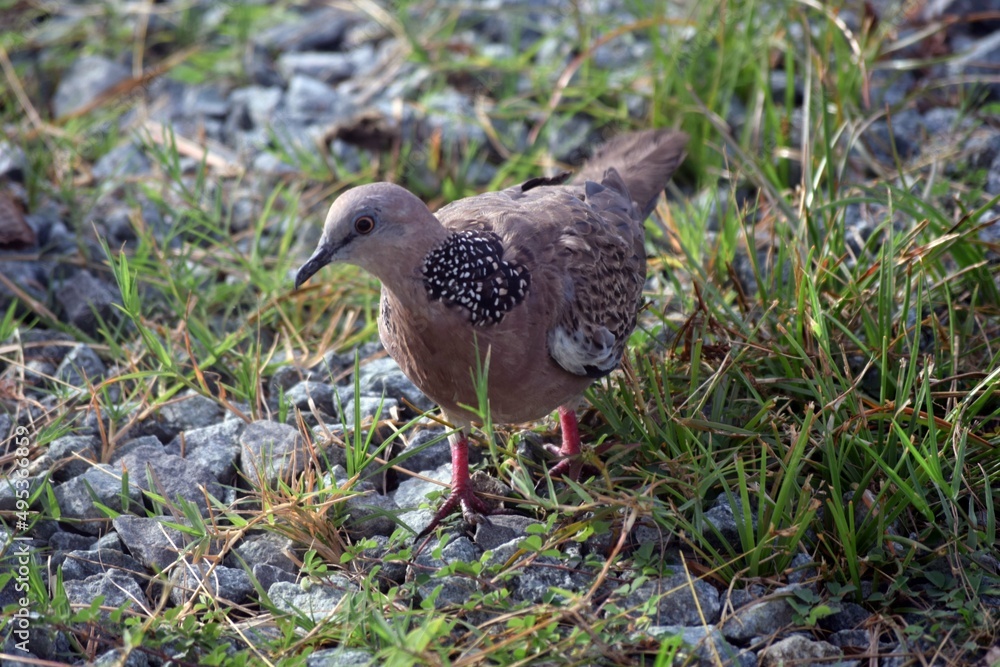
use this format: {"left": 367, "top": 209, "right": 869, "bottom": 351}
{"left": 416, "top": 485, "right": 494, "bottom": 539}
{"left": 416, "top": 470, "right": 513, "bottom": 539}
{"left": 541, "top": 449, "right": 584, "bottom": 481}
{"left": 535, "top": 405, "right": 589, "bottom": 490}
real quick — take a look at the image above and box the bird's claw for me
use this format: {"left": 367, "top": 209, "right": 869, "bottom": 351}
{"left": 534, "top": 453, "right": 586, "bottom": 492}
{"left": 416, "top": 485, "right": 496, "bottom": 539}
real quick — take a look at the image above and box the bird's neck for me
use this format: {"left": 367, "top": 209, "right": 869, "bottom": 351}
{"left": 362, "top": 219, "right": 449, "bottom": 301}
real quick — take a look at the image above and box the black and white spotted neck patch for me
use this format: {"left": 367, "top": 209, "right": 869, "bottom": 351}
{"left": 421, "top": 230, "right": 530, "bottom": 326}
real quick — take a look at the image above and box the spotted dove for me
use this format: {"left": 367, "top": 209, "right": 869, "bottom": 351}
{"left": 296, "top": 128, "right": 688, "bottom": 536}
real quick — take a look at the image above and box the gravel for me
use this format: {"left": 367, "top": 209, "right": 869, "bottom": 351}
{"left": 2, "top": 2, "right": 996, "bottom": 664}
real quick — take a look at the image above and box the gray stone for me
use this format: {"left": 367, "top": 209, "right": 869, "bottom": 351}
{"left": 343, "top": 395, "right": 398, "bottom": 429}
{"left": 228, "top": 194, "right": 258, "bottom": 233}
{"left": 333, "top": 385, "right": 360, "bottom": 410}
{"left": 988, "top": 153, "right": 1000, "bottom": 196}
{"left": 285, "top": 75, "right": 352, "bottom": 124}
{"left": 92, "top": 142, "right": 151, "bottom": 181}
{"left": 0, "top": 617, "right": 72, "bottom": 663}
{"left": 393, "top": 461, "right": 452, "bottom": 510}
{"left": 61, "top": 549, "right": 145, "bottom": 587}
{"left": 356, "top": 534, "right": 407, "bottom": 588}
{"left": 921, "top": 108, "right": 970, "bottom": 135}
{"left": 948, "top": 30, "right": 1000, "bottom": 101}
{"left": 52, "top": 55, "right": 130, "bottom": 118}
{"left": 230, "top": 532, "right": 298, "bottom": 573}
{"left": 964, "top": 129, "right": 1000, "bottom": 170}
{"left": 925, "top": 0, "right": 1000, "bottom": 27}
{"left": 865, "top": 109, "right": 924, "bottom": 163}
{"left": 820, "top": 601, "right": 872, "bottom": 632}
{"left": 270, "top": 364, "right": 309, "bottom": 396}
{"left": 55, "top": 344, "right": 107, "bottom": 387}
{"left": 90, "top": 648, "right": 150, "bottom": 667}
{"left": 157, "top": 391, "right": 222, "bottom": 437}
{"left": 277, "top": 49, "right": 371, "bottom": 84}
{"left": 93, "top": 531, "right": 122, "bottom": 551}
{"left": 53, "top": 464, "right": 143, "bottom": 535}
{"left": 252, "top": 562, "right": 297, "bottom": 592}
{"left": 113, "top": 515, "right": 201, "bottom": 572}
{"left": 547, "top": 114, "right": 595, "bottom": 164}
{"left": 62, "top": 569, "right": 145, "bottom": 622}
{"left": 23, "top": 360, "right": 56, "bottom": 388}
{"left": 0, "top": 638, "right": 38, "bottom": 667}
{"left": 642, "top": 626, "right": 746, "bottom": 665}
{"left": 409, "top": 536, "right": 483, "bottom": 605}
{"left": 285, "top": 381, "right": 337, "bottom": 416}
{"left": 727, "top": 584, "right": 767, "bottom": 610}
{"left": 397, "top": 508, "right": 436, "bottom": 535}
{"left": 421, "top": 87, "right": 488, "bottom": 147}
{"left": 411, "top": 536, "right": 481, "bottom": 573}
{"left": 308, "top": 349, "right": 356, "bottom": 382}
{"left": 978, "top": 208, "right": 1000, "bottom": 246}
{"left": 721, "top": 584, "right": 800, "bottom": 642}
{"left": 240, "top": 420, "right": 310, "bottom": 487}
{"left": 0, "top": 261, "right": 47, "bottom": 312}
{"left": 622, "top": 573, "right": 722, "bottom": 626}
{"left": 395, "top": 427, "right": 450, "bottom": 474}
{"left": 46, "top": 434, "right": 99, "bottom": 482}
{"left": 183, "top": 84, "right": 230, "bottom": 117}
{"left": 256, "top": 6, "right": 357, "bottom": 52}
{"left": 828, "top": 629, "right": 873, "bottom": 650}
{"left": 511, "top": 553, "right": 595, "bottom": 604}
{"left": 867, "top": 69, "right": 915, "bottom": 109}
{"left": 0, "top": 139, "right": 26, "bottom": 178}
{"left": 114, "top": 444, "right": 225, "bottom": 514}
{"left": 0, "top": 472, "right": 46, "bottom": 512}
{"left": 703, "top": 495, "right": 754, "bottom": 549}
{"left": 356, "top": 356, "right": 435, "bottom": 413}
{"left": 484, "top": 539, "right": 521, "bottom": 569}
{"left": 307, "top": 648, "right": 374, "bottom": 667}
{"left": 325, "top": 463, "right": 351, "bottom": 488}
{"left": 228, "top": 85, "right": 283, "bottom": 130}
{"left": 474, "top": 515, "right": 541, "bottom": 551}
{"left": 26, "top": 205, "right": 73, "bottom": 253}
{"left": 169, "top": 561, "right": 255, "bottom": 606}
{"left": 46, "top": 435, "right": 101, "bottom": 482}
{"left": 48, "top": 530, "right": 94, "bottom": 553}
{"left": 629, "top": 522, "right": 672, "bottom": 553}
{"left": 759, "top": 635, "right": 843, "bottom": 667}
{"left": 108, "top": 434, "right": 160, "bottom": 464}
{"left": 418, "top": 574, "right": 478, "bottom": 609}
{"left": 252, "top": 151, "right": 299, "bottom": 174}
{"left": 268, "top": 576, "right": 357, "bottom": 623}
{"left": 786, "top": 552, "right": 818, "bottom": 584}
{"left": 165, "top": 420, "right": 243, "bottom": 482}
{"left": 342, "top": 492, "right": 399, "bottom": 538}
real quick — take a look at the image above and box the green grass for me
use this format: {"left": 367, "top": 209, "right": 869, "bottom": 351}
{"left": 1, "top": 0, "right": 999, "bottom": 664}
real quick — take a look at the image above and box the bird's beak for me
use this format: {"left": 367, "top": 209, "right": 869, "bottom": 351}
{"left": 294, "top": 242, "right": 334, "bottom": 289}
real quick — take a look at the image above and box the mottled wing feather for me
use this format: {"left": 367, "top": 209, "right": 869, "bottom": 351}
{"left": 421, "top": 230, "right": 530, "bottom": 326}
{"left": 546, "top": 169, "right": 644, "bottom": 377}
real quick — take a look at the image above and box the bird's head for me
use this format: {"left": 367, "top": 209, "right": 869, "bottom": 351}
{"left": 294, "top": 182, "right": 443, "bottom": 289}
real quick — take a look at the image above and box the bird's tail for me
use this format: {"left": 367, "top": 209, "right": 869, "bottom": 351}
{"left": 573, "top": 128, "right": 688, "bottom": 219}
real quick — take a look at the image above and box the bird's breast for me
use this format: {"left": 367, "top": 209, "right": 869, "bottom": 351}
{"left": 377, "top": 287, "right": 589, "bottom": 424}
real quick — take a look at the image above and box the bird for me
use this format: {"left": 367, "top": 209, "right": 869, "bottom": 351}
{"left": 295, "top": 128, "right": 688, "bottom": 537}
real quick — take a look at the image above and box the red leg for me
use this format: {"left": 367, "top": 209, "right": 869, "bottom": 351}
{"left": 416, "top": 432, "right": 493, "bottom": 538}
{"left": 542, "top": 406, "right": 584, "bottom": 482}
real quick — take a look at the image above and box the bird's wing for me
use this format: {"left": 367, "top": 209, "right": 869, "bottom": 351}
{"left": 434, "top": 169, "right": 645, "bottom": 378}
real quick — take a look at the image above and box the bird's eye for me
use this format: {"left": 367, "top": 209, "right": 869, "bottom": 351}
{"left": 354, "top": 216, "right": 375, "bottom": 234}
